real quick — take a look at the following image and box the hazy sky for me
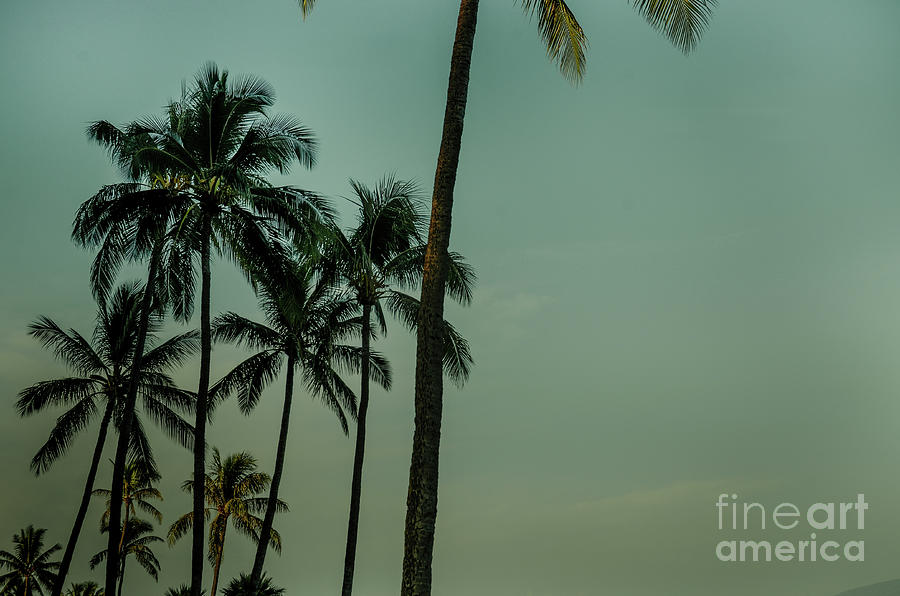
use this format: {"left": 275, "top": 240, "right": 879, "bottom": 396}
{"left": 2, "top": 1, "right": 900, "bottom": 595}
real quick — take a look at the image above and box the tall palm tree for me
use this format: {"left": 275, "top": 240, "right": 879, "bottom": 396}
{"left": 74, "top": 109, "right": 198, "bottom": 596}
{"left": 108, "top": 63, "right": 330, "bottom": 596}
{"left": 92, "top": 458, "right": 164, "bottom": 557}
{"left": 17, "top": 284, "right": 196, "bottom": 596}
{"left": 212, "top": 257, "right": 376, "bottom": 583}
{"left": 327, "top": 177, "right": 473, "bottom": 595}
{"left": 168, "top": 449, "right": 285, "bottom": 596}
{"left": 62, "top": 582, "right": 102, "bottom": 596}
{"left": 0, "top": 526, "right": 60, "bottom": 596}
{"left": 295, "top": 2, "right": 716, "bottom": 592}
{"left": 90, "top": 520, "right": 162, "bottom": 596}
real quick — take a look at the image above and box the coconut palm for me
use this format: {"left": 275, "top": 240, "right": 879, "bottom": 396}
{"left": 108, "top": 63, "right": 330, "bottom": 596}
{"left": 92, "top": 458, "right": 164, "bottom": 557}
{"left": 90, "top": 520, "right": 162, "bottom": 596}
{"left": 168, "top": 449, "right": 285, "bottom": 596}
{"left": 163, "top": 585, "right": 204, "bottom": 596}
{"left": 212, "top": 256, "right": 384, "bottom": 582}
{"left": 326, "top": 177, "right": 473, "bottom": 595}
{"left": 295, "top": 1, "right": 716, "bottom": 591}
{"left": 221, "top": 574, "right": 282, "bottom": 596}
{"left": 62, "top": 582, "right": 102, "bottom": 596}
{"left": 74, "top": 109, "right": 198, "bottom": 596}
{"left": 0, "top": 526, "right": 60, "bottom": 596}
{"left": 17, "top": 284, "right": 196, "bottom": 596}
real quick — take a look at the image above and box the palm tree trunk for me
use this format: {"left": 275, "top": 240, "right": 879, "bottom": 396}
{"left": 401, "top": 1, "right": 479, "bottom": 594}
{"left": 116, "top": 555, "right": 126, "bottom": 596}
{"left": 341, "top": 303, "right": 372, "bottom": 596}
{"left": 210, "top": 526, "right": 227, "bottom": 596}
{"left": 51, "top": 397, "right": 115, "bottom": 596}
{"left": 104, "top": 241, "right": 163, "bottom": 596}
{"left": 192, "top": 214, "right": 212, "bottom": 596}
{"left": 118, "top": 508, "right": 129, "bottom": 556}
{"left": 250, "top": 353, "right": 296, "bottom": 584}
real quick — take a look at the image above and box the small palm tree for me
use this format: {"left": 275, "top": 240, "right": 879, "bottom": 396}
{"left": 63, "top": 582, "right": 103, "bottom": 596}
{"left": 90, "top": 520, "right": 162, "bottom": 596}
{"left": 221, "top": 574, "right": 283, "bottom": 596}
{"left": 92, "top": 459, "right": 163, "bottom": 556}
{"left": 0, "top": 526, "right": 61, "bottom": 596}
{"left": 326, "top": 177, "right": 473, "bottom": 595}
{"left": 17, "top": 284, "right": 196, "bottom": 596}
{"left": 213, "top": 256, "right": 384, "bottom": 581}
{"left": 168, "top": 449, "right": 285, "bottom": 596}
{"left": 163, "top": 585, "right": 204, "bottom": 596}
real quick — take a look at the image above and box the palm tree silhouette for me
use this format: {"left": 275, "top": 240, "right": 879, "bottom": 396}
{"left": 102, "top": 64, "right": 330, "bottom": 596}
{"left": 0, "top": 526, "right": 61, "bottom": 596}
{"left": 93, "top": 458, "right": 164, "bottom": 558}
{"left": 212, "top": 256, "right": 377, "bottom": 582}
{"left": 90, "top": 519, "right": 162, "bottom": 596}
{"left": 62, "top": 581, "right": 103, "bottom": 596}
{"left": 325, "top": 177, "right": 473, "bottom": 595}
{"left": 221, "top": 574, "right": 283, "bottom": 596}
{"left": 17, "top": 284, "right": 195, "bottom": 596}
{"left": 168, "top": 449, "right": 285, "bottom": 596}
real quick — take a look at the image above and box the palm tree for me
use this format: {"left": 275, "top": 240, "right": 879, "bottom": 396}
{"left": 90, "top": 520, "right": 162, "bottom": 596}
{"left": 92, "top": 458, "right": 164, "bottom": 557}
{"left": 212, "top": 257, "right": 376, "bottom": 583}
{"left": 168, "top": 449, "right": 285, "bottom": 596}
{"left": 108, "top": 63, "right": 330, "bottom": 596}
{"left": 163, "top": 585, "right": 204, "bottom": 596}
{"left": 0, "top": 526, "right": 60, "bottom": 596}
{"left": 327, "top": 177, "right": 473, "bottom": 595}
{"left": 74, "top": 110, "right": 198, "bottom": 596}
{"left": 221, "top": 574, "right": 283, "bottom": 596}
{"left": 295, "top": 2, "right": 716, "bottom": 592}
{"left": 62, "top": 582, "right": 102, "bottom": 596}
{"left": 17, "top": 284, "right": 196, "bottom": 596}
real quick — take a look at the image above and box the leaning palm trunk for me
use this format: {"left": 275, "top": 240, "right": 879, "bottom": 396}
{"left": 105, "top": 242, "right": 163, "bottom": 596}
{"left": 210, "top": 528, "right": 227, "bottom": 596}
{"left": 401, "top": 1, "right": 479, "bottom": 594}
{"left": 341, "top": 303, "right": 372, "bottom": 595}
{"left": 52, "top": 397, "right": 115, "bottom": 596}
{"left": 249, "top": 354, "right": 296, "bottom": 582}
{"left": 192, "top": 216, "right": 213, "bottom": 596}
{"left": 117, "top": 555, "right": 126, "bottom": 596}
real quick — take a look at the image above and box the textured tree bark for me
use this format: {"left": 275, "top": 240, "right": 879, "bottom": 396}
{"left": 192, "top": 214, "right": 212, "bottom": 596}
{"left": 401, "top": 1, "right": 478, "bottom": 594}
{"left": 250, "top": 353, "right": 296, "bottom": 584}
{"left": 51, "top": 397, "right": 114, "bottom": 596}
{"left": 104, "top": 243, "right": 163, "bottom": 596}
{"left": 341, "top": 303, "right": 372, "bottom": 595}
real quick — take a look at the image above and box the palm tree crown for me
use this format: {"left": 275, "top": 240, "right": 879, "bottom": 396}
{"left": 0, "top": 526, "right": 61, "bottom": 596}
{"left": 168, "top": 449, "right": 286, "bottom": 596}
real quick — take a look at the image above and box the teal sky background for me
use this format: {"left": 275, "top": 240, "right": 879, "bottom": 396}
{"left": 2, "top": 1, "right": 900, "bottom": 594}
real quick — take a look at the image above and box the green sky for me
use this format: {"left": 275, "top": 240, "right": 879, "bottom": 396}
{"left": 2, "top": 1, "right": 900, "bottom": 594}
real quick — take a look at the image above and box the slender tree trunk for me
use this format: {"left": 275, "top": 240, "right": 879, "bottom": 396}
{"left": 118, "top": 507, "right": 130, "bottom": 556}
{"left": 249, "top": 354, "right": 296, "bottom": 584}
{"left": 51, "top": 397, "right": 115, "bottom": 596}
{"left": 192, "top": 214, "right": 212, "bottom": 596}
{"left": 210, "top": 526, "right": 227, "bottom": 596}
{"left": 401, "top": 1, "right": 478, "bottom": 594}
{"left": 341, "top": 303, "right": 372, "bottom": 596}
{"left": 104, "top": 242, "right": 163, "bottom": 596}
{"left": 116, "top": 556, "right": 126, "bottom": 596}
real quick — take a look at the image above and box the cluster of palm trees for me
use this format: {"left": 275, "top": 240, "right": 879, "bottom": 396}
{"left": 10, "top": 65, "right": 472, "bottom": 596}
{"left": 8, "top": 0, "right": 715, "bottom": 593}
